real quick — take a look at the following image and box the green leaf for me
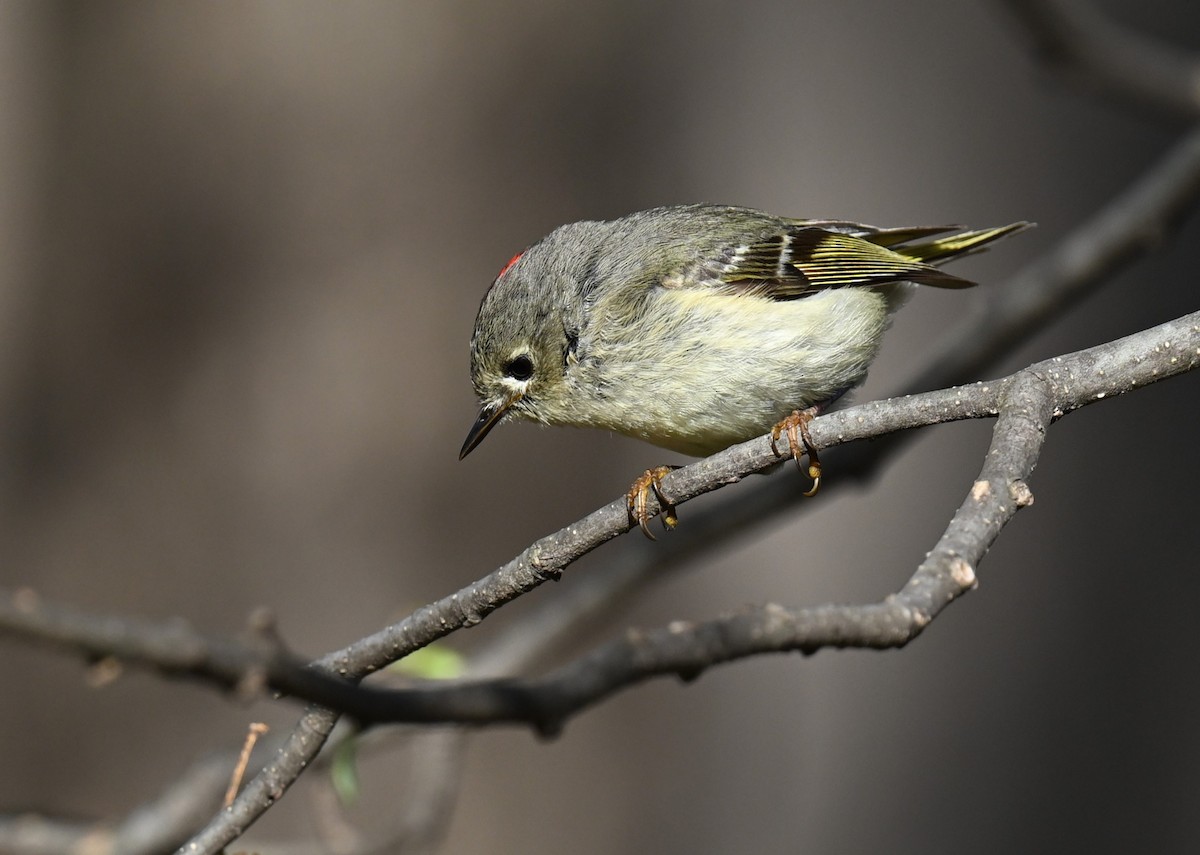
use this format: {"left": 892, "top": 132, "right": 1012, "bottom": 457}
{"left": 389, "top": 643, "right": 466, "bottom": 681}
{"left": 331, "top": 733, "right": 360, "bottom": 806}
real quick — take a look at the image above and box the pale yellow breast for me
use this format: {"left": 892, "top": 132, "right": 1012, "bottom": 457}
{"left": 570, "top": 286, "right": 894, "bottom": 456}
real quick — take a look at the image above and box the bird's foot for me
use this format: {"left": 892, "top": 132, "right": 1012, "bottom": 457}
{"left": 627, "top": 466, "right": 680, "bottom": 540}
{"left": 770, "top": 408, "right": 822, "bottom": 496}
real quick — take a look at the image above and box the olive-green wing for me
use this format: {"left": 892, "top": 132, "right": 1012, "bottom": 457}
{"left": 713, "top": 221, "right": 1030, "bottom": 299}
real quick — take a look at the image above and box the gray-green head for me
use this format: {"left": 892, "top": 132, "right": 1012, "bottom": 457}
{"left": 460, "top": 221, "right": 610, "bottom": 459}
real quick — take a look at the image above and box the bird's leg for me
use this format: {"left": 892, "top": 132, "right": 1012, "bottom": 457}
{"left": 770, "top": 407, "right": 821, "bottom": 496}
{"left": 627, "top": 465, "right": 680, "bottom": 540}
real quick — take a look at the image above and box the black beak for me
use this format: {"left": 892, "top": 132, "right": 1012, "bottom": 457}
{"left": 459, "top": 394, "right": 520, "bottom": 460}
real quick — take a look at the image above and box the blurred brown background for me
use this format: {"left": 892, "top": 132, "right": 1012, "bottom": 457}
{"left": 2, "top": 1, "right": 1199, "bottom": 852}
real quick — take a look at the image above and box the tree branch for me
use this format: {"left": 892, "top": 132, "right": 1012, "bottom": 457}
{"left": 1001, "top": 0, "right": 1200, "bottom": 118}
{"left": 908, "top": 121, "right": 1200, "bottom": 395}
{"left": 9, "top": 307, "right": 1197, "bottom": 855}
{"left": 0, "top": 752, "right": 232, "bottom": 855}
{"left": 5, "top": 311, "right": 1197, "bottom": 733}
{"left": 210, "top": 311, "right": 1200, "bottom": 729}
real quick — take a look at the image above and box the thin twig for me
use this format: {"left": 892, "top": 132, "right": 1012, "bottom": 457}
{"left": 223, "top": 723, "right": 270, "bottom": 808}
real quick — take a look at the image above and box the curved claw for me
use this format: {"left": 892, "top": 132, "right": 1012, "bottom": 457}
{"left": 626, "top": 466, "right": 680, "bottom": 540}
{"left": 771, "top": 408, "right": 822, "bottom": 496}
{"left": 803, "top": 466, "right": 821, "bottom": 497}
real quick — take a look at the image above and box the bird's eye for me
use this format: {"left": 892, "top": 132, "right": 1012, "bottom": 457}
{"left": 505, "top": 354, "right": 534, "bottom": 381}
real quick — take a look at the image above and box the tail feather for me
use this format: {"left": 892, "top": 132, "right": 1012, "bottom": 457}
{"left": 895, "top": 222, "right": 1033, "bottom": 266}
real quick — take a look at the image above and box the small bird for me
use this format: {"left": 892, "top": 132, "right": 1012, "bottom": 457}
{"left": 460, "top": 204, "right": 1029, "bottom": 537}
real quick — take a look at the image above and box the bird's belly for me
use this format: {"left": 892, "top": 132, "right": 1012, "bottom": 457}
{"left": 589, "top": 288, "right": 893, "bottom": 456}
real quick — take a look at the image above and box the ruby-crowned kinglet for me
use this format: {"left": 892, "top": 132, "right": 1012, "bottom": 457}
{"left": 460, "top": 204, "right": 1029, "bottom": 535}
